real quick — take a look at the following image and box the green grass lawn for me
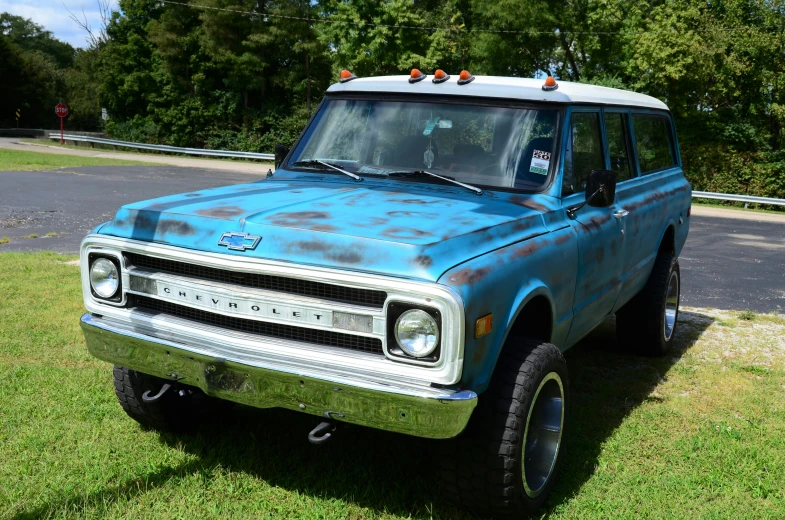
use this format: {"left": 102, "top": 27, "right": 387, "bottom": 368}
{"left": 0, "top": 149, "right": 147, "bottom": 171}
{"left": 1, "top": 252, "right": 784, "bottom": 519}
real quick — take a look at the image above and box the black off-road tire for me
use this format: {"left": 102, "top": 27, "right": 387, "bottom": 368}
{"left": 113, "top": 366, "right": 225, "bottom": 431}
{"left": 440, "top": 339, "right": 569, "bottom": 519}
{"left": 616, "top": 250, "right": 680, "bottom": 356}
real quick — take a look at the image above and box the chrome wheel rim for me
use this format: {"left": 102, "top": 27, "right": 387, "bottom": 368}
{"left": 664, "top": 270, "right": 679, "bottom": 341}
{"left": 522, "top": 372, "right": 564, "bottom": 498}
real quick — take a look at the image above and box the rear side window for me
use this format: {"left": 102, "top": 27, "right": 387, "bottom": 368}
{"left": 632, "top": 115, "right": 675, "bottom": 174}
{"left": 604, "top": 112, "right": 633, "bottom": 182}
{"left": 563, "top": 111, "right": 603, "bottom": 195}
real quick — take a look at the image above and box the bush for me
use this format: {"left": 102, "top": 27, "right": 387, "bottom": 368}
{"left": 105, "top": 116, "right": 161, "bottom": 144}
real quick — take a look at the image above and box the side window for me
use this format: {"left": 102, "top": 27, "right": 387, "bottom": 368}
{"left": 632, "top": 114, "right": 675, "bottom": 174}
{"left": 563, "top": 111, "right": 603, "bottom": 195}
{"left": 604, "top": 112, "right": 633, "bottom": 182}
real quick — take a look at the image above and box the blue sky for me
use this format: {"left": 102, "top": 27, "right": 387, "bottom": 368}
{"left": 1, "top": 0, "right": 119, "bottom": 47}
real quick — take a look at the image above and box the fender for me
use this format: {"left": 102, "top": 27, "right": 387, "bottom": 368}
{"left": 438, "top": 225, "right": 578, "bottom": 394}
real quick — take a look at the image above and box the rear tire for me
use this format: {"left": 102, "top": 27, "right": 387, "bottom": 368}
{"left": 440, "top": 339, "right": 568, "bottom": 518}
{"left": 113, "top": 366, "right": 224, "bottom": 432}
{"left": 616, "top": 250, "right": 680, "bottom": 356}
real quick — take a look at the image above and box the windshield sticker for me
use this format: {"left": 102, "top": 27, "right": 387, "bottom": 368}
{"left": 529, "top": 150, "right": 551, "bottom": 175}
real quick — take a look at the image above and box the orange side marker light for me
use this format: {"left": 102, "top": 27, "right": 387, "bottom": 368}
{"left": 475, "top": 314, "right": 493, "bottom": 338}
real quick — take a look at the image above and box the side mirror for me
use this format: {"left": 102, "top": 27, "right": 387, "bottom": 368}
{"left": 566, "top": 169, "right": 617, "bottom": 219}
{"left": 586, "top": 169, "right": 617, "bottom": 208}
{"left": 274, "top": 145, "right": 289, "bottom": 169}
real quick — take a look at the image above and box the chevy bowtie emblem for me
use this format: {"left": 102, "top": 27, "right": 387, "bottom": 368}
{"left": 218, "top": 232, "right": 261, "bottom": 251}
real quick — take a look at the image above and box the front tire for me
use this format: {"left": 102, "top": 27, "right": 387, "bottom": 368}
{"left": 616, "top": 250, "right": 680, "bottom": 356}
{"left": 441, "top": 339, "right": 568, "bottom": 518}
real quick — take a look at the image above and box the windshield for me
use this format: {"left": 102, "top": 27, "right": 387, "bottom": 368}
{"left": 288, "top": 98, "right": 560, "bottom": 191}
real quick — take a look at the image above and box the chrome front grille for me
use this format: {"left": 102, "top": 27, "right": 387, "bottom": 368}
{"left": 82, "top": 236, "right": 466, "bottom": 386}
{"left": 124, "top": 253, "right": 387, "bottom": 308}
{"left": 132, "top": 295, "right": 384, "bottom": 355}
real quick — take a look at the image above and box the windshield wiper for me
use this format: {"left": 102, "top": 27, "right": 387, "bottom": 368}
{"left": 387, "top": 170, "right": 483, "bottom": 195}
{"left": 290, "top": 159, "right": 362, "bottom": 181}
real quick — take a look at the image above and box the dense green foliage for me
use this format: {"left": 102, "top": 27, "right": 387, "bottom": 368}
{"left": 2, "top": 1, "right": 785, "bottom": 198}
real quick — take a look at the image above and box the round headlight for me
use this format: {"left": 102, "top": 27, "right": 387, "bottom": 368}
{"left": 394, "top": 309, "right": 439, "bottom": 358}
{"left": 90, "top": 258, "right": 119, "bottom": 299}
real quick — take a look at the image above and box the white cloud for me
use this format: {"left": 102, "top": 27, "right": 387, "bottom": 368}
{"left": 0, "top": 0, "right": 119, "bottom": 48}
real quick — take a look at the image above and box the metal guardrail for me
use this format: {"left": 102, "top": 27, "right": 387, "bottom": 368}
{"left": 692, "top": 191, "right": 785, "bottom": 207}
{"left": 49, "top": 133, "right": 274, "bottom": 161}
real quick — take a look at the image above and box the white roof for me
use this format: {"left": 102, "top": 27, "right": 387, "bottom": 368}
{"left": 327, "top": 75, "right": 669, "bottom": 111}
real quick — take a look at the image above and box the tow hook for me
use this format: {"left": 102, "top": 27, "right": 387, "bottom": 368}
{"left": 142, "top": 383, "right": 172, "bottom": 403}
{"left": 307, "top": 411, "right": 345, "bottom": 445}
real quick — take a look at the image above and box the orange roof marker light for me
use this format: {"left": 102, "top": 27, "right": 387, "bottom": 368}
{"left": 339, "top": 69, "right": 357, "bottom": 83}
{"left": 409, "top": 68, "right": 427, "bottom": 83}
{"left": 542, "top": 75, "right": 558, "bottom": 91}
{"left": 432, "top": 69, "right": 450, "bottom": 84}
{"left": 457, "top": 70, "right": 475, "bottom": 85}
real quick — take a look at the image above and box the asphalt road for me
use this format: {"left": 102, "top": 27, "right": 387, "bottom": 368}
{"left": 0, "top": 166, "right": 267, "bottom": 253}
{"left": 1, "top": 166, "right": 783, "bottom": 313}
{"left": 680, "top": 211, "right": 785, "bottom": 313}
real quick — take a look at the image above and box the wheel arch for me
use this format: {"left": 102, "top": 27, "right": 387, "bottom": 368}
{"left": 659, "top": 223, "right": 676, "bottom": 255}
{"left": 485, "top": 287, "right": 556, "bottom": 385}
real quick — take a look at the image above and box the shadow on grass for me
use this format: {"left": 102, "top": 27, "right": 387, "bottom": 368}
{"left": 13, "top": 310, "right": 713, "bottom": 520}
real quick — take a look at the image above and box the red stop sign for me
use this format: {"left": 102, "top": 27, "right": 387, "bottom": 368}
{"left": 55, "top": 103, "right": 69, "bottom": 117}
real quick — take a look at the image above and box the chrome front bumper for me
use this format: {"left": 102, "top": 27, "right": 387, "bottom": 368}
{"left": 81, "top": 314, "right": 477, "bottom": 439}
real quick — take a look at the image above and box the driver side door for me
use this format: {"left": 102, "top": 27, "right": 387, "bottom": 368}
{"left": 562, "top": 109, "right": 627, "bottom": 346}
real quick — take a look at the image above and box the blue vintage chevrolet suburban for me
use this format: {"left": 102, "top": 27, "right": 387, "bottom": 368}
{"left": 80, "top": 70, "right": 691, "bottom": 517}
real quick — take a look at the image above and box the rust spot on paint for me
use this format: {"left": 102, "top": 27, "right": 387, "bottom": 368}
{"left": 381, "top": 228, "right": 433, "bottom": 239}
{"left": 353, "top": 217, "right": 389, "bottom": 228}
{"left": 344, "top": 193, "right": 371, "bottom": 207}
{"left": 121, "top": 212, "right": 196, "bottom": 236}
{"left": 555, "top": 233, "right": 572, "bottom": 245}
{"left": 387, "top": 211, "right": 438, "bottom": 218}
{"left": 196, "top": 205, "right": 245, "bottom": 218}
{"left": 509, "top": 239, "right": 549, "bottom": 260}
{"left": 157, "top": 219, "right": 196, "bottom": 236}
{"left": 413, "top": 255, "right": 433, "bottom": 267}
{"left": 509, "top": 196, "right": 548, "bottom": 212}
{"left": 389, "top": 198, "right": 448, "bottom": 205}
{"left": 581, "top": 214, "right": 611, "bottom": 232}
{"left": 311, "top": 224, "right": 338, "bottom": 232}
{"left": 626, "top": 185, "right": 689, "bottom": 212}
{"left": 449, "top": 267, "right": 490, "bottom": 285}
{"left": 472, "top": 339, "right": 490, "bottom": 365}
{"left": 269, "top": 211, "right": 330, "bottom": 227}
{"left": 286, "top": 240, "right": 363, "bottom": 264}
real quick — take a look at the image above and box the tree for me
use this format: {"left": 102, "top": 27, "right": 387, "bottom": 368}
{"left": 0, "top": 13, "right": 75, "bottom": 67}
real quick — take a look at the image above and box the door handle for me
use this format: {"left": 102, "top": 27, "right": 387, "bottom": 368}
{"left": 613, "top": 209, "right": 629, "bottom": 219}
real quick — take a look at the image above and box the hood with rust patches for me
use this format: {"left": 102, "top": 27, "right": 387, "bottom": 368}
{"left": 99, "top": 178, "right": 553, "bottom": 281}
